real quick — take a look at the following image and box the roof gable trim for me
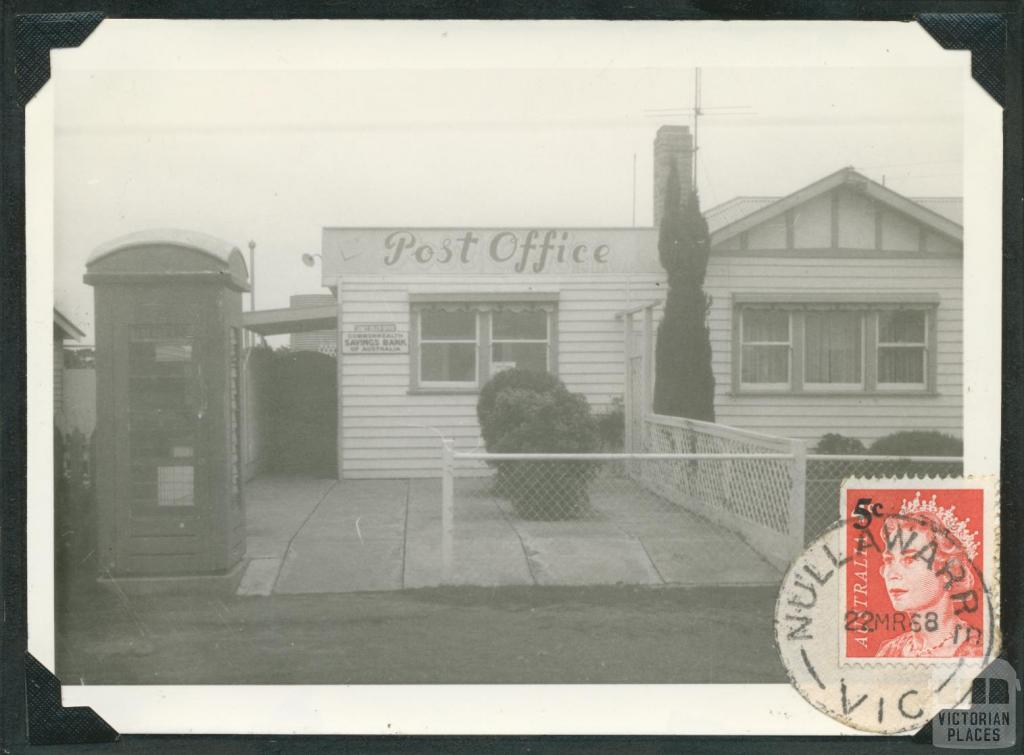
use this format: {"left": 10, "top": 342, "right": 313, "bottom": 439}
{"left": 709, "top": 168, "right": 963, "bottom": 248}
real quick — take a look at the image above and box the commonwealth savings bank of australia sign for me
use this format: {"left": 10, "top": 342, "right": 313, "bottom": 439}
{"left": 321, "top": 228, "right": 660, "bottom": 276}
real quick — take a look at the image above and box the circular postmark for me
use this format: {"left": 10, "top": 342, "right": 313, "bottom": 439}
{"left": 774, "top": 479, "right": 999, "bottom": 734}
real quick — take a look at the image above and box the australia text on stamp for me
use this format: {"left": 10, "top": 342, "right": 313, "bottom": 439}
{"left": 775, "top": 477, "right": 999, "bottom": 734}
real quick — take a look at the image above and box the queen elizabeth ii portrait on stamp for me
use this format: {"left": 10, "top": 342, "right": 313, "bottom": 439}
{"left": 842, "top": 486, "right": 986, "bottom": 660}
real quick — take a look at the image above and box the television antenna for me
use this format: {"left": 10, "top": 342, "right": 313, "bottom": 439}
{"left": 643, "top": 68, "right": 755, "bottom": 194}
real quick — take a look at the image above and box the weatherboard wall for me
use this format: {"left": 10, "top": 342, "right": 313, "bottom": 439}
{"left": 325, "top": 192, "right": 963, "bottom": 478}
{"left": 336, "top": 273, "right": 665, "bottom": 479}
{"left": 703, "top": 254, "right": 963, "bottom": 445}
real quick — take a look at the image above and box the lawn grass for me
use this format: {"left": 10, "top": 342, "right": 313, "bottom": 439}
{"left": 56, "top": 580, "right": 786, "bottom": 685}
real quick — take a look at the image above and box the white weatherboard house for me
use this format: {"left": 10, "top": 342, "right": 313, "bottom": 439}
{"left": 302, "top": 126, "right": 962, "bottom": 479}
{"left": 703, "top": 167, "right": 962, "bottom": 443}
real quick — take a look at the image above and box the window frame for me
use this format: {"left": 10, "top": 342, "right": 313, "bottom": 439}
{"left": 409, "top": 300, "right": 558, "bottom": 394}
{"left": 416, "top": 308, "right": 479, "bottom": 389}
{"left": 490, "top": 308, "right": 550, "bottom": 374}
{"left": 876, "top": 308, "right": 929, "bottom": 392}
{"left": 732, "top": 299, "right": 937, "bottom": 396}
{"left": 738, "top": 308, "right": 792, "bottom": 392}
{"left": 801, "top": 309, "right": 866, "bottom": 392}
{"left": 127, "top": 322, "right": 200, "bottom": 513}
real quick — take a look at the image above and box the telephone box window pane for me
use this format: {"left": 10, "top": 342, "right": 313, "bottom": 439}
{"left": 492, "top": 342, "right": 547, "bottom": 372}
{"left": 157, "top": 466, "right": 194, "bottom": 507}
{"left": 493, "top": 310, "right": 547, "bottom": 340}
{"left": 155, "top": 342, "right": 192, "bottom": 362}
{"left": 129, "top": 377, "right": 191, "bottom": 411}
{"left": 130, "top": 338, "right": 194, "bottom": 378}
{"left": 421, "top": 310, "right": 476, "bottom": 340}
{"left": 421, "top": 343, "right": 476, "bottom": 382}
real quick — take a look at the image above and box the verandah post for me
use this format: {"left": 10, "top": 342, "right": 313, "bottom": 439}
{"left": 441, "top": 437, "right": 455, "bottom": 584}
{"left": 788, "top": 438, "right": 807, "bottom": 558}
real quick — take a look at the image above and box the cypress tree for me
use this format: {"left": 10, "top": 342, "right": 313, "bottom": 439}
{"left": 652, "top": 161, "right": 715, "bottom": 421}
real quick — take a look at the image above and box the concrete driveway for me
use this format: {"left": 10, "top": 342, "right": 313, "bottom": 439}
{"left": 237, "top": 474, "right": 781, "bottom": 596}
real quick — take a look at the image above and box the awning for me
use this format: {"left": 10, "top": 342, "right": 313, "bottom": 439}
{"left": 54, "top": 308, "right": 86, "bottom": 340}
{"left": 242, "top": 305, "right": 337, "bottom": 336}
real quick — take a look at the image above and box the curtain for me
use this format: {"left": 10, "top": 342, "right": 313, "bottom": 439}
{"left": 879, "top": 347, "right": 924, "bottom": 383}
{"left": 742, "top": 310, "right": 789, "bottom": 342}
{"left": 742, "top": 345, "right": 789, "bottom": 383}
{"left": 805, "top": 311, "right": 861, "bottom": 384}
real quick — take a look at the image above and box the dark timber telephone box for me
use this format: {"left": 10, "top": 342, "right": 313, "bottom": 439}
{"left": 85, "top": 230, "right": 249, "bottom": 579}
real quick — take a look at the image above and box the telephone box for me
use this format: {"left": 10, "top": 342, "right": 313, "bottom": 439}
{"left": 85, "top": 230, "right": 249, "bottom": 579}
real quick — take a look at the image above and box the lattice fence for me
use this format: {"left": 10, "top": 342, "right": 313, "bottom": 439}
{"left": 634, "top": 415, "right": 803, "bottom": 568}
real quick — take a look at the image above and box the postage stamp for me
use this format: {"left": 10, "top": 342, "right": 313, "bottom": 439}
{"left": 775, "top": 477, "right": 999, "bottom": 734}
{"left": 842, "top": 485, "right": 987, "bottom": 661}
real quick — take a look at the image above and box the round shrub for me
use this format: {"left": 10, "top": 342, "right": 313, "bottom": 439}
{"left": 812, "top": 433, "right": 866, "bottom": 455}
{"left": 476, "top": 369, "right": 600, "bottom": 519}
{"left": 477, "top": 368, "right": 564, "bottom": 448}
{"left": 867, "top": 430, "right": 963, "bottom": 457}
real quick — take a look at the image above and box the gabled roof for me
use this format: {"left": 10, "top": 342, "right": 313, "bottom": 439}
{"left": 706, "top": 168, "right": 963, "bottom": 246}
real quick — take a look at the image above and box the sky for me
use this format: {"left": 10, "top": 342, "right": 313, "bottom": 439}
{"left": 46, "top": 21, "right": 967, "bottom": 340}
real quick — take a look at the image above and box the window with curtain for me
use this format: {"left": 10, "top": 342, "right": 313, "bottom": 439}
{"left": 740, "top": 309, "right": 791, "bottom": 386}
{"left": 804, "top": 310, "right": 863, "bottom": 388}
{"left": 877, "top": 309, "right": 927, "bottom": 387}
{"left": 735, "top": 303, "right": 934, "bottom": 394}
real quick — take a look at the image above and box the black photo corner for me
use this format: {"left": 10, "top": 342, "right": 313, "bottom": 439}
{"left": 2, "top": 2, "right": 1021, "bottom": 751}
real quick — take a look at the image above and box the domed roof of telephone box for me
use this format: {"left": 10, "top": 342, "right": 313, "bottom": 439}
{"left": 87, "top": 228, "right": 243, "bottom": 268}
{"left": 85, "top": 229, "right": 249, "bottom": 290}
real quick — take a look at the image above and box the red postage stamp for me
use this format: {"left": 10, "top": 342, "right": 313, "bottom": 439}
{"left": 841, "top": 482, "right": 988, "bottom": 660}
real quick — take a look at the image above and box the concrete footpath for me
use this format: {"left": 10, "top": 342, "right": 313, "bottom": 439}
{"left": 236, "top": 475, "right": 780, "bottom": 596}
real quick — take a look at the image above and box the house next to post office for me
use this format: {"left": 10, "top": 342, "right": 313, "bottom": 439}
{"left": 247, "top": 125, "right": 962, "bottom": 479}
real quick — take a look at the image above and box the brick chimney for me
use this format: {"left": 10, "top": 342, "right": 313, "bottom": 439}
{"left": 652, "top": 125, "right": 694, "bottom": 228}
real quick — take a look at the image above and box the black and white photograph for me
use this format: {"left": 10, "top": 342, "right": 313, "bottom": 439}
{"left": 26, "top": 18, "right": 1004, "bottom": 735}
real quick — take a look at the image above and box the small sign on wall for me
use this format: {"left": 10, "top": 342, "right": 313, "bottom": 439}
{"left": 342, "top": 323, "right": 409, "bottom": 354}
